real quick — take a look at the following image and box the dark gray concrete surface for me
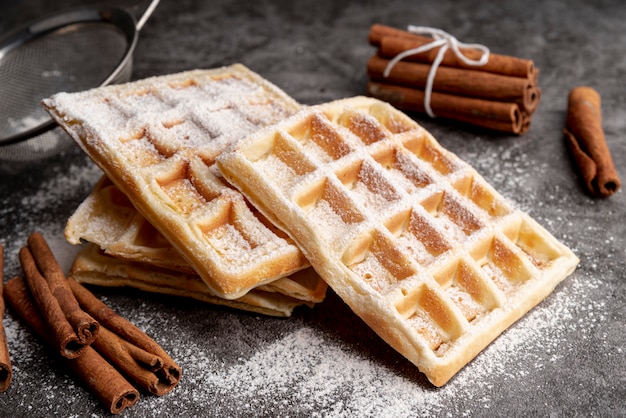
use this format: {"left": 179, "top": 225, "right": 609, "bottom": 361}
{"left": 1, "top": 0, "right": 624, "bottom": 416}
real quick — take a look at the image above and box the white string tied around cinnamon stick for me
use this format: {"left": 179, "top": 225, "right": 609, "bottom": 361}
{"left": 383, "top": 25, "right": 490, "bottom": 117}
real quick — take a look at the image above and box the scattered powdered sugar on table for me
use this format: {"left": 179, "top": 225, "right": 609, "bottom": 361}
{"left": 1, "top": 126, "right": 614, "bottom": 416}
{"left": 457, "top": 139, "right": 542, "bottom": 213}
{"left": 136, "top": 265, "right": 602, "bottom": 417}
{"left": 2, "top": 161, "right": 102, "bottom": 274}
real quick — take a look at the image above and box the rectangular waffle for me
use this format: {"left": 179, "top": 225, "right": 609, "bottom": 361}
{"left": 70, "top": 244, "right": 315, "bottom": 317}
{"left": 66, "top": 176, "right": 327, "bottom": 304}
{"left": 43, "top": 64, "right": 309, "bottom": 299}
{"left": 217, "top": 96, "right": 580, "bottom": 386}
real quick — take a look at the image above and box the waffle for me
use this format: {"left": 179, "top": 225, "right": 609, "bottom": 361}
{"left": 66, "top": 176, "right": 327, "bottom": 304}
{"left": 217, "top": 96, "right": 580, "bottom": 386}
{"left": 43, "top": 64, "right": 309, "bottom": 299}
{"left": 70, "top": 244, "right": 315, "bottom": 317}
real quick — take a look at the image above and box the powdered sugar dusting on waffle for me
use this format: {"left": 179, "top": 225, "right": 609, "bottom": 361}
{"left": 43, "top": 65, "right": 308, "bottom": 299}
{"left": 64, "top": 176, "right": 328, "bottom": 305}
{"left": 217, "top": 96, "right": 579, "bottom": 386}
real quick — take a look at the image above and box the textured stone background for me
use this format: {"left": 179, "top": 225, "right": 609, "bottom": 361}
{"left": 1, "top": 0, "right": 624, "bottom": 416}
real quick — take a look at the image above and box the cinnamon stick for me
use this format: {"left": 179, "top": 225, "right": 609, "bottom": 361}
{"left": 68, "top": 279, "right": 181, "bottom": 395}
{"left": 564, "top": 86, "right": 621, "bottom": 197}
{"left": 369, "top": 23, "right": 421, "bottom": 45}
{"left": 19, "top": 246, "right": 89, "bottom": 358}
{"left": 3, "top": 276, "right": 139, "bottom": 414}
{"left": 367, "top": 81, "right": 523, "bottom": 134}
{"left": 368, "top": 54, "right": 541, "bottom": 113}
{"left": 369, "top": 24, "right": 535, "bottom": 79}
{"left": 93, "top": 325, "right": 177, "bottom": 396}
{"left": 520, "top": 112, "right": 532, "bottom": 136}
{"left": 0, "top": 245, "right": 12, "bottom": 393}
{"left": 27, "top": 232, "right": 99, "bottom": 345}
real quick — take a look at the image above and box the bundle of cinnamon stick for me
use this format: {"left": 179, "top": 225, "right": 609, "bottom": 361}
{"left": 2, "top": 233, "right": 181, "bottom": 414}
{"left": 366, "top": 24, "right": 541, "bottom": 135}
{"left": 0, "top": 245, "right": 12, "bottom": 394}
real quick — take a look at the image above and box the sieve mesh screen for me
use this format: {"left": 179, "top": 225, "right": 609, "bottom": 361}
{"left": 0, "top": 22, "right": 128, "bottom": 140}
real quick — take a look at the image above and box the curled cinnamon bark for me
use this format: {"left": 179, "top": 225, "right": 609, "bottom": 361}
{"left": 369, "top": 24, "right": 535, "bottom": 79}
{"left": 0, "top": 245, "right": 12, "bottom": 393}
{"left": 3, "top": 276, "right": 139, "bottom": 414}
{"left": 69, "top": 279, "right": 181, "bottom": 396}
{"left": 18, "top": 246, "right": 89, "bottom": 358}
{"left": 368, "top": 54, "right": 541, "bottom": 113}
{"left": 564, "top": 87, "right": 621, "bottom": 197}
{"left": 93, "top": 326, "right": 176, "bottom": 396}
{"left": 28, "top": 232, "right": 99, "bottom": 345}
{"left": 367, "top": 81, "right": 524, "bottom": 134}
{"left": 366, "top": 24, "right": 540, "bottom": 134}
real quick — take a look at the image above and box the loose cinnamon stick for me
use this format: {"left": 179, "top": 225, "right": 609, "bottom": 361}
{"left": 93, "top": 325, "right": 176, "bottom": 396}
{"left": 19, "top": 246, "right": 89, "bottom": 358}
{"left": 368, "top": 54, "right": 541, "bottom": 113}
{"left": 367, "top": 81, "right": 523, "bottom": 134}
{"left": 0, "top": 245, "right": 12, "bottom": 393}
{"left": 27, "top": 232, "right": 99, "bottom": 345}
{"left": 68, "top": 279, "right": 181, "bottom": 395}
{"left": 369, "top": 24, "right": 535, "bottom": 79}
{"left": 4, "top": 276, "right": 139, "bottom": 414}
{"left": 564, "top": 86, "right": 621, "bottom": 197}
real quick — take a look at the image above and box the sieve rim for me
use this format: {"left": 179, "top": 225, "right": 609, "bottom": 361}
{"left": 0, "top": 5, "right": 139, "bottom": 146}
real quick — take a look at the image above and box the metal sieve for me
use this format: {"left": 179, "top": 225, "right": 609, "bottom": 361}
{"left": 0, "top": 0, "right": 159, "bottom": 161}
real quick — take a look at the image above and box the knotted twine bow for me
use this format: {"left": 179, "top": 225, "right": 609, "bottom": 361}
{"left": 383, "top": 26, "right": 490, "bottom": 118}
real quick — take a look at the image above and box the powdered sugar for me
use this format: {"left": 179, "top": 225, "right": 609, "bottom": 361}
{"left": 1, "top": 69, "right": 622, "bottom": 418}
{"left": 0, "top": 133, "right": 619, "bottom": 417}
{"left": 131, "top": 266, "right": 602, "bottom": 417}
{"left": 44, "top": 66, "right": 308, "bottom": 298}
{"left": 2, "top": 161, "right": 102, "bottom": 275}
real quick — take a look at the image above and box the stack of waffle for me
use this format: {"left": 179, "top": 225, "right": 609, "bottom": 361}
{"left": 44, "top": 67, "right": 578, "bottom": 385}
{"left": 44, "top": 65, "right": 327, "bottom": 317}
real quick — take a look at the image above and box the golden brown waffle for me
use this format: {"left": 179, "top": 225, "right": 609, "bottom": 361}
{"left": 70, "top": 244, "right": 315, "bottom": 317}
{"left": 66, "top": 176, "right": 327, "bottom": 304}
{"left": 43, "top": 64, "right": 309, "bottom": 299}
{"left": 217, "top": 96, "right": 580, "bottom": 386}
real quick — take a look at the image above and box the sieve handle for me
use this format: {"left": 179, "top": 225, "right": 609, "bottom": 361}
{"left": 136, "top": 0, "right": 160, "bottom": 32}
